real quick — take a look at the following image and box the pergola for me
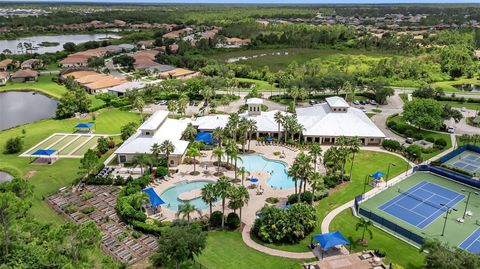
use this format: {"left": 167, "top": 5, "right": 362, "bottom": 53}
{"left": 30, "top": 149, "right": 57, "bottom": 164}
{"left": 74, "top": 123, "right": 95, "bottom": 133}
{"left": 313, "top": 231, "right": 350, "bottom": 259}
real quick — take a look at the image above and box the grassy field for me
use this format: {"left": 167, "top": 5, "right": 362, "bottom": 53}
{"left": 212, "top": 48, "right": 392, "bottom": 72}
{"left": 431, "top": 78, "right": 480, "bottom": 93}
{"left": 0, "top": 74, "right": 105, "bottom": 109}
{"left": 330, "top": 210, "right": 425, "bottom": 269}
{"left": 255, "top": 150, "right": 410, "bottom": 252}
{"left": 197, "top": 231, "right": 306, "bottom": 269}
{"left": 440, "top": 101, "right": 480, "bottom": 110}
{"left": 359, "top": 172, "right": 480, "bottom": 253}
{"left": 0, "top": 108, "right": 140, "bottom": 223}
{"left": 387, "top": 115, "right": 452, "bottom": 160}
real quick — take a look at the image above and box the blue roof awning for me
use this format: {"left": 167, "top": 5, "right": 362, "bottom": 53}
{"left": 371, "top": 171, "right": 384, "bottom": 180}
{"left": 75, "top": 123, "right": 94, "bottom": 129}
{"left": 313, "top": 231, "right": 350, "bottom": 251}
{"left": 195, "top": 132, "right": 214, "bottom": 144}
{"left": 142, "top": 187, "right": 165, "bottom": 207}
{"left": 31, "top": 149, "right": 56, "bottom": 156}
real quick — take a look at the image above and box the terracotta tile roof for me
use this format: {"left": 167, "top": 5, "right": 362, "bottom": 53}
{"left": 0, "top": 59, "right": 13, "bottom": 68}
{"left": 61, "top": 70, "right": 98, "bottom": 79}
{"left": 59, "top": 55, "right": 90, "bottom": 65}
{"left": 84, "top": 77, "right": 127, "bottom": 90}
{"left": 76, "top": 74, "right": 108, "bottom": 84}
{"left": 11, "top": 69, "right": 38, "bottom": 79}
{"left": 0, "top": 72, "right": 8, "bottom": 79}
{"left": 160, "top": 68, "right": 197, "bottom": 78}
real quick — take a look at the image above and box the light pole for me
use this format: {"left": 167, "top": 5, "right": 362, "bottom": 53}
{"left": 440, "top": 204, "right": 457, "bottom": 236}
{"left": 405, "top": 161, "right": 409, "bottom": 176}
{"left": 461, "top": 189, "right": 478, "bottom": 219}
{"left": 385, "top": 163, "right": 396, "bottom": 186}
{"left": 363, "top": 174, "right": 370, "bottom": 196}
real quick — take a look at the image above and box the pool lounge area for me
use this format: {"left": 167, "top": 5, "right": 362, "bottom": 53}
{"left": 238, "top": 154, "right": 295, "bottom": 189}
{"left": 158, "top": 180, "right": 217, "bottom": 211}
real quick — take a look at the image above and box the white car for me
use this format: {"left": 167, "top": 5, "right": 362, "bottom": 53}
{"left": 447, "top": 127, "right": 455, "bottom": 133}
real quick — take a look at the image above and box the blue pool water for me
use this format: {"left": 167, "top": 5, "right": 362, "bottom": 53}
{"left": 238, "top": 154, "right": 295, "bottom": 189}
{"left": 159, "top": 180, "right": 216, "bottom": 211}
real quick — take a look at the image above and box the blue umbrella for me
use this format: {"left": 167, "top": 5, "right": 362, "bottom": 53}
{"left": 371, "top": 171, "right": 384, "bottom": 180}
{"left": 250, "top": 178, "right": 259, "bottom": 183}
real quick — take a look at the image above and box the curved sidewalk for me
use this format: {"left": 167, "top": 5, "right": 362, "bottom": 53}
{"left": 241, "top": 224, "right": 315, "bottom": 259}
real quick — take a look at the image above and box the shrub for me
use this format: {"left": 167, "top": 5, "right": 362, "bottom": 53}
{"left": 82, "top": 206, "right": 95, "bottom": 214}
{"left": 81, "top": 191, "right": 94, "bottom": 201}
{"left": 425, "top": 137, "right": 436, "bottom": 143}
{"left": 434, "top": 138, "right": 447, "bottom": 148}
{"left": 226, "top": 212, "right": 240, "bottom": 229}
{"left": 4, "top": 136, "right": 23, "bottom": 154}
{"left": 209, "top": 211, "right": 223, "bottom": 228}
{"left": 97, "top": 137, "right": 110, "bottom": 154}
{"left": 324, "top": 175, "right": 340, "bottom": 188}
{"left": 375, "top": 248, "right": 387, "bottom": 257}
{"left": 156, "top": 166, "right": 168, "bottom": 177}
{"left": 382, "top": 139, "right": 402, "bottom": 152}
{"left": 85, "top": 174, "right": 113, "bottom": 185}
{"left": 266, "top": 197, "right": 279, "bottom": 204}
{"left": 300, "top": 191, "right": 314, "bottom": 204}
{"left": 132, "top": 230, "right": 141, "bottom": 239}
{"left": 314, "top": 189, "right": 329, "bottom": 201}
{"left": 63, "top": 204, "right": 78, "bottom": 213}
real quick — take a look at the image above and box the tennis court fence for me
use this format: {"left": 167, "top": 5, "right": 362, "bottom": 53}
{"left": 358, "top": 208, "right": 425, "bottom": 246}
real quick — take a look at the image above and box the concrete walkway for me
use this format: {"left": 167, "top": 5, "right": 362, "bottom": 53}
{"left": 241, "top": 224, "right": 316, "bottom": 259}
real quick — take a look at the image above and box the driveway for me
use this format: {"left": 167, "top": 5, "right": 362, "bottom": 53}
{"left": 445, "top": 109, "right": 480, "bottom": 135}
{"left": 105, "top": 58, "right": 126, "bottom": 79}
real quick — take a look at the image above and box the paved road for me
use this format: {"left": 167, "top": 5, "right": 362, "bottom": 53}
{"left": 105, "top": 59, "right": 126, "bottom": 79}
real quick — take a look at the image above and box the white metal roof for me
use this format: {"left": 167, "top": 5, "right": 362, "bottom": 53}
{"left": 246, "top": 98, "right": 263, "bottom": 105}
{"left": 296, "top": 103, "right": 385, "bottom": 138}
{"left": 108, "top": 81, "right": 146, "bottom": 93}
{"left": 326, "top": 96, "right": 350, "bottom": 108}
{"left": 138, "top": 110, "right": 168, "bottom": 131}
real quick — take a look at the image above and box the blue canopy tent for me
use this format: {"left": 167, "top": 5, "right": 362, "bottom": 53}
{"left": 74, "top": 123, "right": 95, "bottom": 133}
{"left": 142, "top": 187, "right": 165, "bottom": 208}
{"left": 30, "top": 149, "right": 57, "bottom": 164}
{"left": 250, "top": 178, "right": 259, "bottom": 183}
{"left": 312, "top": 231, "right": 350, "bottom": 258}
{"left": 371, "top": 171, "right": 384, "bottom": 181}
{"left": 195, "top": 132, "right": 214, "bottom": 145}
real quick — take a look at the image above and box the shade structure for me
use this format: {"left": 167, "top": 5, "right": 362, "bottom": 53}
{"left": 313, "top": 231, "right": 350, "bottom": 251}
{"left": 142, "top": 187, "right": 165, "bottom": 207}
{"left": 371, "top": 171, "right": 384, "bottom": 180}
{"left": 264, "top": 137, "right": 273, "bottom": 141}
{"left": 31, "top": 149, "right": 56, "bottom": 156}
{"left": 195, "top": 132, "right": 214, "bottom": 144}
{"left": 250, "top": 178, "right": 259, "bottom": 183}
{"left": 75, "top": 123, "right": 94, "bottom": 129}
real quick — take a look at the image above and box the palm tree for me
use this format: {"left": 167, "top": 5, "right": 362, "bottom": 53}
{"left": 348, "top": 137, "right": 362, "bottom": 181}
{"left": 215, "top": 176, "right": 232, "bottom": 229}
{"left": 212, "top": 127, "right": 224, "bottom": 148}
{"left": 186, "top": 146, "right": 201, "bottom": 174}
{"left": 176, "top": 202, "right": 201, "bottom": 223}
{"left": 160, "top": 140, "right": 175, "bottom": 169}
{"left": 274, "top": 111, "right": 283, "bottom": 140}
{"left": 355, "top": 218, "right": 373, "bottom": 243}
{"left": 228, "top": 186, "right": 250, "bottom": 224}
{"left": 335, "top": 137, "right": 350, "bottom": 182}
{"left": 182, "top": 123, "right": 197, "bottom": 142}
{"left": 151, "top": 143, "right": 161, "bottom": 165}
{"left": 212, "top": 146, "right": 224, "bottom": 174}
{"left": 230, "top": 148, "right": 242, "bottom": 181}
{"left": 201, "top": 183, "right": 218, "bottom": 216}
{"left": 308, "top": 144, "right": 322, "bottom": 172}
{"left": 245, "top": 119, "right": 257, "bottom": 151}
{"left": 226, "top": 113, "right": 240, "bottom": 141}
{"left": 132, "top": 154, "right": 150, "bottom": 174}
{"left": 308, "top": 171, "right": 324, "bottom": 193}
{"left": 238, "top": 167, "right": 248, "bottom": 186}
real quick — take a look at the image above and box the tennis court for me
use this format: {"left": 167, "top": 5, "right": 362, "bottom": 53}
{"left": 359, "top": 172, "right": 480, "bottom": 251}
{"left": 459, "top": 228, "right": 480, "bottom": 254}
{"left": 378, "top": 181, "right": 464, "bottom": 229}
{"left": 444, "top": 150, "right": 480, "bottom": 175}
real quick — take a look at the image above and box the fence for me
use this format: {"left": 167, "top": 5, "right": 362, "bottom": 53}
{"left": 191, "top": 259, "right": 209, "bottom": 269}
{"left": 358, "top": 208, "right": 424, "bottom": 246}
{"left": 438, "top": 144, "right": 480, "bottom": 163}
{"left": 414, "top": 165, "right": 480, "bottom": 188}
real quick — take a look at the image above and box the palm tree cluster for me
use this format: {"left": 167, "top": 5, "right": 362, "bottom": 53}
{"left": 131, "top": 139, "right": 176, "bottom": 175}
{"left": 200, "top": 177, "right": 250, "bottom": 229}
{"left": 323, "top": 136, "right": 362, "bottom": 182}
{"left": 274, "top": 113, "right": 304, "bottom": 143}
{"left": 186, "top": 142, "right": 202, "bottom": 175}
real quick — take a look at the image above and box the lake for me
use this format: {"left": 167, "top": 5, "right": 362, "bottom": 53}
{"left": 0, "top": 33, "right": 120, "bottom": 54}
{"left": 0, "top": 91, "right": 58, "bottom": 131}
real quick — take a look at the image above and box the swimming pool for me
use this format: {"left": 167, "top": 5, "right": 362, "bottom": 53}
{"left": 238, "top": 154, "right": 295, "bottom": 189}
{"left": 159, "top": 180, "right": 216, "bottom": 211}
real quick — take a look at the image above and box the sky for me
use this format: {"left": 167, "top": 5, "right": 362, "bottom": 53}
{"left": 2, "top": 0, "right": 480, "bottom": 3}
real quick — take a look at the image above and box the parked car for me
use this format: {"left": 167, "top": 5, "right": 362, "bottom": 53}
{"left": 155, "top": 100, "right": 167, "bottom": 105}
{"left": 406, "top": 138, "right": 414, "bottom": 144}
{"left": 309, "top": 100, "right": 315, "bottom": 105}
{"left": 352, "top": 100, "right": 360, "bottom": 105}
{"left": 369, "top": 99, "right": 378, "bottom": 105}
{"left": 359, "top": 100, "right": 366, "bottom": 105}
{"left": 447, "top": 126, "right": 455, "bottom": 133}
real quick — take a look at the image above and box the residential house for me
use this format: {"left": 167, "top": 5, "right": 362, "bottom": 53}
{"left": 0, "top": 59, "right": 13, "bottom": 71}
{"left": 159, "top": 68, "right": 199, "bottom": 80}
{"left": 21, "top": 59, "right": 43, "bottom": 70}
{"left": 0, "top": 72, "right": 9, "bottom": 85}
{"left": 108, "top": 81, "right": 146, "bottom": 96}
{"left": 11, "top": 69, "right": 38, "bottom": 83}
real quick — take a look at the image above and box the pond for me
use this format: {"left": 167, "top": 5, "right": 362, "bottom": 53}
{"left": 0, "top": 171, "right": 14, "bottom": 183}
{"left": 0, "top": 91, "right": 58, "bottom": 131}
{"left": 0, "top": 33, "right": 120, "bottom": 54}
{"left": 454, "top": 84, "right": 480, "bottom": 92}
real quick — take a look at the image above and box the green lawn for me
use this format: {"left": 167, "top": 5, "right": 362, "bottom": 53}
{"left": 0, "top": 74, "right": 105, "bottom": 109}
{"left": 212, "top": 48, "right": 392, "bottom": 72}
{"left": 330, "top": 210, "right": 425, "bottom": 269}
{"left": 255, "top": 150, "right": 410, "bottom": 252}
{"left": 236, "top": 77, "right": 280, "bottom": 92}
{"left": 431, "top": 78, "right": 480, "bottom": 94}
{"left": 0, "top": 108, "right": 140, "bottom": 223}
{"left": 440, "top": 101, "right": 480, "bottom": 110}
{"left": 197, "top": 231, "right": 306, "bottom": 269}
{"left": 387, "top": 115, "right": 452, "bottom": 159}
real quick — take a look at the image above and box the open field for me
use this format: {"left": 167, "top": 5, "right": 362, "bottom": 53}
{"left": 440, "top": 101, "right": 480, "bottom": 110}
{"left": 0, "top": 108, "right": 140, "bottom": 223}
{"left": 432, "top": 78, "right": 480, "bottom": 94}
{"left": 197, "top": 231, "right": 306, "bottom": 269}
{"left": 359, "top": 172, "right": 480, "bottom": 252}
{"left": 254, "top": 150, "right": 410, "bottom": 252}
{"left": 212, "top": 48, "right": 393, "bottom": 72}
